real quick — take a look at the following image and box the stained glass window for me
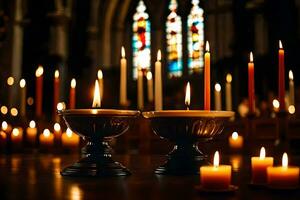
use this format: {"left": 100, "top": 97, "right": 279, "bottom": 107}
{"left": 132, "top": 0, "right": 151, "bottom": 79}
{"left": 187, "top": 0, "right": 204, "bottom": 73}
{"left": 166, "top": 0, "right": 183, "bottom": 78}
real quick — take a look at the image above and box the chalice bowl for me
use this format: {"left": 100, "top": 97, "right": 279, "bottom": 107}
{"left": 58, "top": 80, "right": 140, "bottom": 177}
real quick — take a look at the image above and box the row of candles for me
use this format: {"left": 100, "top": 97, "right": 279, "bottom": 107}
{"left": 200, "top": 149, "right": 299, "bottom": 190}
{"left": 0, "top": 120, "right": 80, "bottom": 149}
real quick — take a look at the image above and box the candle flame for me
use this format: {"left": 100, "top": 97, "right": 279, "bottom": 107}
{"left": 213, "top": 151, "right": 220, "bottom": 167}
{"left": 12, "top": 128, "right": 19, "bottom": 136}
{"left": 71, "top": 78, "right": 76, "bottom": 88}
{"left": 57, "top": 102, "right": 66, "bottom": 111}
{"left": 19, "top": 79, "right": 26, "bottom": 88}
{"left": 54, "top": 123, "right": 61, "bottom": 132}
{"left": 282, "top": 152, "right": 288, "bottom": 168}
{"left": 232, "top": 132, "right": 238, "bottom": 140}
{"left": 92, "top": 80, "right": 101, "bottom": 108}
{"left": 10, "top": 108, "right": 18, "bottom": 117}
{"left": 55, "top": 70, "right": 59, "bottom": 78}
{"left": 1, "top": 121, "right": 8, "bottom": 131}
{"left": 273, "top": 99, "right": 280, "bottom": 109}
{"left": 97, "top": 69, "right": 103, "bottom": 79}
{"left": 43, "top": 129, "right": 50, "bottom": 137}
{"left": 1, "top": 106, "right": 8, "bottom": 115}
{"left": 226, "top": 73, "right": 232, "bottom": 83}
{"left": 215, "top": 83, "right": 221, "bottom": 92}
{"left": 289, "top": 70, "right": 294, "bottom": 80}
{"left": 7, "top": 77, "right": 14, "bottom": 86}
{"left": 205, "top": 41, "right": 210, "bottom": 52}
{"left": 66, "top": 128, "right": 73, "bottom": 137}
{"left": 288, "top": 105, "right": 295, "bottom": 114}
{"left": 250, "top": 52, "right": 254, "bottom": 62}
{"left": 157, "top": 50, "right": 161, "bottom": 61}
{"left": 35, "top": 66, "right": 44, "bottom": 77}
{"left": 146, "top": 71, "right": 152, "bottom": 80}
{"left": 279, "top": 40, "right": 283, "bottom": 49}
{"left": 29, "top": 120, "right": 36, "bottom": 128}
{"left": 185, "top": 82, "right": 191, "bottom": 108}
{"left": 121, "top": 46, "right": 125, "bottom": 58}
{"left": 259, "top": 147, "right": 266, "bottom": 160}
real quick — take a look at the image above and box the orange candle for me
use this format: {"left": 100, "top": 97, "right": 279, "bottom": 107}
{"left": 11, "top": 128, "right": 23, "bottom": 145}
{"left": 35, "top": 66, "right": 44, "bottom": 117}
{"left": 251, "top": 147, "right": 274, "bottom": 184}
{"left": 62, "top": 128, "right": 80, "bottom": 148}
{"left": 69, "top": 78, "right": 76, "bottom": 109}
{"left": 53, "top": 70, "right": 60, "bottom": 118}
{"left": 228, "top": 132, "right": 243, "bottom": 149}
{"left": 200, "top": 151, "right": 232, "bottom": 190}
{"left": 267, "top": 153, "right": 299, "bottom": 188}
{"left": 120, "top": 46, "right": 127, "bottom": 106}
{"left": 39, "top": 129, "right": 54, "bottom": 147}
{"left": 278, "top": 40, "right": 286, "bottom": 111}
{"left": 248, "top": 52, "right": 255, "bottom": 114}
{"left": 204, "top": 41, "right": 210, "bottom": 110}
{"left": 26, "top": 120, "right": 37, "bottom": 144}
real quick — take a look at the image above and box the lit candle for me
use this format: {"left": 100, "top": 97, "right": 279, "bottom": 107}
{"left": 0, "top": 131, "right": 7, "bottom": 147}
{"left": 204, "top": 41, "right": 211, "bottom": 110}
{"left": 251, "top": 147, "right": 274, "bottom": 184}
{"left": 225, "top": 74, "right": 232, "bottom": 111}
{"left": 248, "top": 52, "right": 255, "bottom": 114}
{"left": 39, "top": 129, "right": 54, "bottom": 147}
{"left": 289, "top": 70, "right": 295, "bottom": 106}
{"left": 53, "top": 70, "right": 60, "bottom": 119}
{"left": 1, "top": 105, "right": 8, "bottom": 115}
{"left": 26, "top": 120, "right": 37, "bottom": 144}
{"left": 35, "top": 65, "right": 44, "bottom": 117}
{"left": 278, "top": 41, "right": 286, "bottom": 111}
{"left": 53, "top": 123, "right": 61, "bottom": 143}
{"left": 120, "top": 46, "right": 127, "bottom": 106}
{"left": 97, "top": 69, "right": 104, "bottom": 99}
{"left": 228, "top": 132, "right": 243, "bottom": 149}
{"left": 11, "top": 128, "right": 23, "bottom": 145}
{"left": 1, "top": 121, "right": 12, "bottom": 133}
{"left": 10, "top": 107, "right": 18, "bottom": 117}
{"left": 273, "top": 99, "right": 280, "bottom": 112}
{"left": 214, "top": 83, "right": 221, "bottom": 110}
{"left": 146, "top": 71, "right": 154, "bottom": 102}
{"left": 137, "top": 67, "right": 144, "bottom": 110}
{"left": 69, "top": 78, "right": 76, "bottom": 109}
{"left": 62, "top": 128, "right": 80, "bottom": 148}
{"left": 200, "top": 151, "right": 232, "bottom": 190}
{"left": 155, "top": 50, "right": 163, "bottom": 110}
{"left": 92, "top": 80, "right": 101, "bottom": 108}
{"left": 185, "top": 82, "right": 191, "bottom": 110}
{"left": 267, "top": 153, "right": 299, "bottom": 188}
{"left": 19, "top": 79, "right": 26, "bottom": 117}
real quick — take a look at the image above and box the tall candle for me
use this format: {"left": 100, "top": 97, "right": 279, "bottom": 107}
{"left": 200, "top": 151, "right": 232, "bottom": 190}
{"left": 225, "top": 74, "right": 232, "bottom": 111}
{"left": 120, "top": 46, "right": 127, "bottom": 106}
{"left": 289, "top": 70, "right": 295, "bottom": 106}
{"left": 214, "top": 83, "right": 221, "bottom": 110}
{"left": 26, "top": 120, "right": 37, "bottom": 145}
{"left": 39, "top": 129, "right": 54, "bottom": 147}
{"left": 53, "top": 70, "right": 60, "bottom": 118}
{"left": 97, "top": 69, "right": 104, "bottom": 99}
{"left": 62, "top": 128, "right": 80, "bottom": 148}
{"left": 146, "top": 71, "right": 154, "bottom": 102}
{"left": 155, "top": 50, "right": 163, "bottom": 110}
{"left": 251, "top": 147, "right": 274, "bottom": 184}
{"left": 53, "top": 123, "right": 61, "bottom": 143}
{"left": 35, "top": 66, "right": 44, "bottom": 117}
{"left": 278, "top": 40, "right": 285, "bottom": 111}
{"left": 267, "top": 153, "right": 299, "bottom": 188}
{"left": 69, "top": 78, "right": 76, "bottom": 109}
{"left": 204, "top": 41, "right": 211, "bottom": 110}
{"left": 137, "top": 67, "right": 144, "bottom": 110}
{"left": 19, "top": 79, "right": 26, "bottom": 117}
{"left": 248, "top": 52, "right": 255, "bottom": 114}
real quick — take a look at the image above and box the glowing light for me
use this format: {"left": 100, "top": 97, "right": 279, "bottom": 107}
{"left": 19, "top": 79, "right": 26, "bottom": 88}
{"left": 43, "top": 129, "right": 50, "bottom": 137}
{"left": 157, "top": 50, "right": 161, "bottom": 61}
{"left": 35, "top": 66, "right": 44, "bottom": 77}
{"left": 97, "top": 70, "right": 103, "bottom": 79}
{"left": 213, "top": 151, "right": 220, "bottom": 167}
{"left": 10, "top": 108, "right": 18, "bottom": 116}
{"left": 250, "top": 52, "right": 254, "bottom": 62}
{"left": 259, "top": 147, "right": 266, "bottom": 160}
{"left": 29, "top": 120, "right": 36, "bottom": 128}
{"left": 289, "top": 70, "right": 293, "bottom": 80}
{"left": 57, "top": 102, "right": 66, "bottom": 111}
{"left": 282, "top": 152, "right": 288, "bottom": 168}
{"left": 273, "top": 99, "right": 280, "bottom": 109}
{"left": 66, "top": 128, "right": 73, "bottom": 137}
{"left": 92, "top": 80, "right": 101, "bottom": 108}
{"left": 205, "top": 41, "right": 210, "bottom": 52}
{"left": 279, "top": 40, "right": 283, "bottom": 49}
{"left": 7, "top": 77, "right": 14, "bottom": 86}
{"left": 146, "top": 71, "right": 152, "bottom": 80}
{"left": 12, "top": 128, "right": 19, "bottom": 137}
{"left": 185, "top": 82, "right": 191, "bottom": 108}
{"left": 121, "top": 46, "right": 125, "bottom": 58}
{"left": 232, "top": 132, "right": 238, "bottom": 140}
{"left": 55, "top": 70, "right": 59, "bottom": 78}
{"left": 54, "top": 123, "right": 61, "bottom": 132}
{"left": 1, "top": 121, "right": 8, "bottom": 131}
{"left": 226, "top": 74, "right": 232, "bottom": 83}
{"left": 71, "top": 78, "right": 76, "bottom": 88}
{"left": 1, "top": 106, "right": 8, "bottom": 115}
{"left": 27, "top": 97, "right": 34, "bottom": 106}
{"left": 288, "top": 105, "right": 295, "bottom": 114}
{"left": 215, "top": 83, "right": 221, "bottom": 92}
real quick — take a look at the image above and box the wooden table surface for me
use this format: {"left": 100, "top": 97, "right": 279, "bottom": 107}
{"left": 0, "top": 153, "right": 299, "bottom": 200}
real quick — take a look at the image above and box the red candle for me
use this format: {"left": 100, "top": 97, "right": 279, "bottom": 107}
{"left": 69, "top": 78, "right": 76, "bottom": 109}
{"left": 278, "top": 40, "right": 285, "bottom": 111}
{"left": 248, "top": 52, "right": 255, "bottom": 114}
{"left": 204, "top": 41, "right": 210, "bottom": 110}
{"left": 53, "top": 70, "right": 60, "bottom": 117}
{"left": 35, "top": 66, "right": 44, "bottom": 117}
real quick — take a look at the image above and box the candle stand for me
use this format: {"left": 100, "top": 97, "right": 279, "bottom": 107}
{"left": 58, "top": 109, "right": 140, "bottom": 177}
{"left": 143, "top": 110, "right": 234, "bottom": 175}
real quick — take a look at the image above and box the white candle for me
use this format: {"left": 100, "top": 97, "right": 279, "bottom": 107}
{"left": 289, "top": 70, "right": 295, "bottom": 106}
{"left": 19, "top": 79, "right": 26, "bottom": 117}
{"left": 155, "top": 50, "right": 163, "bottom": 110}
{"left": 120, "top": 46, "right": 127, "bottom": 106}
{"left": 225, "top": 74, "right": 232, "bottom": 111}
{"left": 214, "top": 83, "right": 222, "bottom": 110}
{"left": 137, "top": 67, "right": 144, "bottom": 110}
{"left": 97, "top": 69, "right": 104, "bottom": 99}
{"left": 146, "top": 71, "right": 154, "bottom": 102}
